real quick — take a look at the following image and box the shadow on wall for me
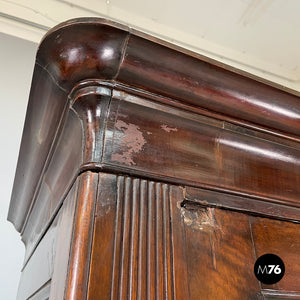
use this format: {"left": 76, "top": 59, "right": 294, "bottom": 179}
{"left": 0, "top": 32, "right": 38, "bottom": 300}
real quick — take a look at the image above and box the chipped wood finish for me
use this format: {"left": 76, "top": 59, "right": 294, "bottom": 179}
{"left": 110, "top": 120, "right": 147, "bottom": 166}
{"left": 180, "top": 200, "right": 300, "bottom": 299}
{"left": 17, "top": 85, "right": 300, "bottom": 271}
{"left": 8, "top": 18, "right": 300, "bottom": 300}
{"left": 184, "top": 187, "right": 300, "bottom": 222}
{"left": 88, "top": 173, "right": 189, "bottom": 299}
{"left": 8, "top": 18, "right": 300, "bottom": 233}
{"left": 9, "top": 81, "right": 300, "bottom": 251}
{"left": 102, "top": 95, "right": 300, "bottom": 213}
{"left": 182, "top": 205, "right": 260, "bottom": 299}
{"left": 88, "top": 174, "right": 300, "bottom": 299}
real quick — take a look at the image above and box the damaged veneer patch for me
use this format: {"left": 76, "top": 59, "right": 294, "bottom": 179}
{"left": 180, "top": 204, "right": 220, "bottom": 232}
{"left": 180, "top": 203, "right": 223, "bottom": 270}
{"left": 111, "top": 120, "right": 147, "bottom": 166}
{"left": 160, "top": 124, "right": 178, "bottom": 132}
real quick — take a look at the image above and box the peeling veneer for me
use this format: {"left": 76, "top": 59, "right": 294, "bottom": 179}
{"left": 181, "top": 204, "right": 223, "bottom": 270}
{"left": 8, "top": 17, "right": 300, "bottom": 237}
{"left": 160, "top": 124, "right": 178, "bottom": 132}
{"left": 111, "top": 120, "right": 147, "bottom": 166}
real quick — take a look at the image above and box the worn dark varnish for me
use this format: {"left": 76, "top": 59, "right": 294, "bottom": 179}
{"left": 8, "top": 18, "right": 300, "bottom": 299}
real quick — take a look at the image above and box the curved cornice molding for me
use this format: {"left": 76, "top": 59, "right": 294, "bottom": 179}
{"left": 36, "top": 18, "right": 129, "bottom": 91}
{"left": 8, "top": 18, "right": 300, "bottom": 232}
{"left": 35, "top": 18, "right": 300, "bottom": 136}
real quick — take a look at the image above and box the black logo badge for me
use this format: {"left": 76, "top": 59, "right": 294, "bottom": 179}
{"left": 254, "top": 253, "right": 285, "bottom": 284}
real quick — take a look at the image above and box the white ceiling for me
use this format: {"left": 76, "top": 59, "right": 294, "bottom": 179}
{"left": 1, "top": 0, "right": 300, "bottom": 92}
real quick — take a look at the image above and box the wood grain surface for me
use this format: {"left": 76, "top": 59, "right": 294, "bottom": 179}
{"left": 87, "top": 173, "right": 300, "bottom": 299}
{"left": 65, "top": 171, "right": 98, "bottom": 300}
{"left": 8, "top": 18, "right": 300, "bottom": 300}
{"left": 8, "top": 18, "right": 300, "bottom": 234}
{"left": 88, "top": 173, "right": 187, "bottom": 299}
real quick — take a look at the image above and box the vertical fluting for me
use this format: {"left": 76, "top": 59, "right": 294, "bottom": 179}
{"left": 137, "top": 180, "right": 147, "bottom": 300}
{"left": 111, "top": 176, "right": 174, "bottom": 299}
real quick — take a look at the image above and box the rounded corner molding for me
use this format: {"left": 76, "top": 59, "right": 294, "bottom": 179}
{"left": 8, "top": 17, "right": 300, "bottom": 233}
{"left": 36, "top": 18, "right": 130, "bottom": 91}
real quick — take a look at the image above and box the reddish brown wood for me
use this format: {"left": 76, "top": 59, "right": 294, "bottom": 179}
{"left": 251, "top": 216, "right": 300, "bottom": 293}
{"left": 65, "top": 171, "right": 98, "bottom": 300}
{"left": 88, "top": 174, "right": 300, "bottom": 299}
{"left": 182, "top": 204, "right": 260, "bottom": 299}
{"left": 185, "top": 186, "right": 300, "bottom": 222}
{"left": 8, "top": 18, "right": 300, "bottom": 234}
{"left": 169, "top": 185, "right": 191, "bottom": 299}
{"left": 8, "top": 64, "right": 69, "bottom": 231}
{"left": 101, "top": 95, "right": 300, "bottom": 209}
{"left": 49, "top": 182, "right": 78, "bottom": 300}
{"left": 18, "top": 87, "right": 300, "bottom": 272}
{"left": 87, "top": 173, "right": 118, "bottom": 299}
{"left": 8, "top": 18, "right": 300, "bottom": 300}
{"left": 88, "top": 174, "right": 189, "bottom": 299}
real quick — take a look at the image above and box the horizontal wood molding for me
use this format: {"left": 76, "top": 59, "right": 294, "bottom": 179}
{"left": 9, "top": 18, "right": 300, "bottom": 234}
{"left": 36, "top": 18, "right": 300, "bottom": 136}
{"left": 14, "top": 84, "right": 300, "bottom": 253}
{"left": 101, "top": 93, "right": 300, "bottom": 208}
{"left": 184, "top": 187, "right": 300, "bottom": 223}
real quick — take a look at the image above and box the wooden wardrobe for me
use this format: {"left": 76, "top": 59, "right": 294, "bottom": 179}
{"left": 8, "top": 18, "right": 300, "bottom": 299}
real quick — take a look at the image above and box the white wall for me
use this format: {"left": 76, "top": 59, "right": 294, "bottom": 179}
{"left": 0, "top": 32, "right": 38, "bottom": 300}
{"left": 1, "top": 0, "right": 300, "bottom": 93}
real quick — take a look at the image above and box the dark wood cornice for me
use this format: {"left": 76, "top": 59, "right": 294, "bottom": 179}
{"left": 8, "top": 18, "right": 300, "bottom": 233}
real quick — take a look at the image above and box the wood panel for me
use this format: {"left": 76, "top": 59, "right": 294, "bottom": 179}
{"left": 8, "top": 63, "right": 68, "bottom": 231}
{"left": 251, "top": 216, "right": 300, "bottom": 293}
{"left": 19, "top": 86, "right": 300, "bottom": 267}
{"left": 8, "top": 18, "right": 300, "bottom": 300}
{"left": 182, "top": 197, "right": 300, "bottom": 299}
{"left": 88, "top": 173, "right": 300, "bottom": 299}
{"left": 182, "top": 203, "right": 260, "bottom": 299}
{"left": 21, "top": 89, "right": 111, "bottom": 263}
{"left": 102, "top": 96, "right": 300, "bottom": 214}
{"left": 87, "top": 173, "right": 118, "bottom": 299}
{"left": 49, "top": 179, "right": 78, "bottom": 300}
{"left": 9, "top": 18, "right": 300, "bottom": 235}
{"left": 88, "top": 173, "right": 188, "bottom": 299}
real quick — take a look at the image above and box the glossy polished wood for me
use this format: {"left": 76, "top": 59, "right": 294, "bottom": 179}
{"left": 15, "top": 86, "right": 300, "bottom": 260}
{"left": 65, "top": 172, "right": 98, "bottom": 300}
{"left": 102, "top": 93, "right": 300, "bottom": 207}
{"left": 88, "top": 173, "right": 190, "bottom": 299}
{"left": 21, "top": 109, "right": 83, "bottom": 262}
{"left": 8, "top": 18, "right": 300, "bottom": 300}
{"left": 8, "top": 18, "right": 300, "bottom": 233}
{"left": 251, "top": 216, "right": 300, "bottom": 292}
{"left": 88, "top": 174, "right": 300, "bottom": 299}
{"left": 181, "top": 200, "right": 300, "bottom": 299}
